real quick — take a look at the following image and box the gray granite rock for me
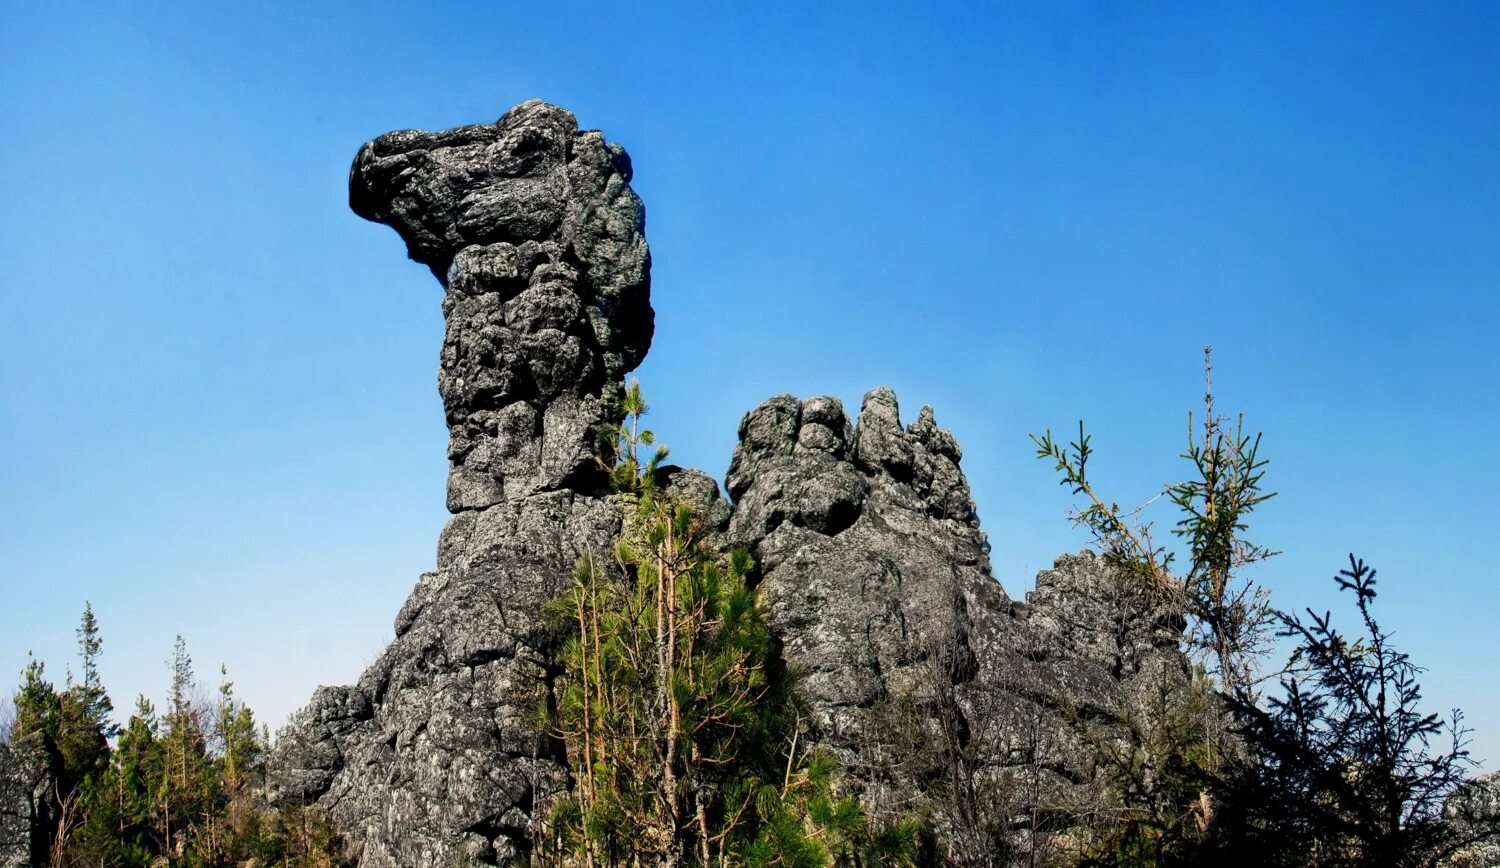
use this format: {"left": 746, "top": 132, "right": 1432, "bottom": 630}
{"left": 1443, "top": 771, "right": 1500, "bottom": 867}
{"left": 724, "top": 390, "right": 1189, "bottom": 844}
{"left": 0, "top": 738, "right": 49, "bottom": 868}
{"left": 726, "top": 389, "right": 996, "bottom": 744}
{"left": 352, "top": 99, "right": 651, "bottom": 511}
{"left": 268, "top": 101, "right": 650, "bottom": 866}
{"left": 271, "top": 101, "right": 1189, "bottom": 865}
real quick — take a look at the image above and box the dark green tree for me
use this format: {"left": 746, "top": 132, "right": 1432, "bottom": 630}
{"left": 212, "top": 666, "right": 262, "bottom": 789}
{"left": 83, "top": 694, "right": 161, "bottom": 865}
{"left": 1209, "top": 556, "right": 1500, "bottom": 867}
{"left": 153, "top": 635, "right": 217, "bottom": 861}
{"left": 74, "top": 602, "right": 117, "bottom": 741}
{"left": 11, "top": 605, "right": 122, "bottom": 863}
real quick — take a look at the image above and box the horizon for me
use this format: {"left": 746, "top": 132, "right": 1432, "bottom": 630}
{"left": 4, "top": 2, "right": 1499, "bottom": 771}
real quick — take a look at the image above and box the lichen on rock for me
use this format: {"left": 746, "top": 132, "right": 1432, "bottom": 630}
{"left": 0, "top": 737, "right": 52, "bottom": 868}
{"left": 268, "top": 100, "right": 652, "bottom": 867}
{"left": 268, "top": 100, "right": 1189, "bottom": 866}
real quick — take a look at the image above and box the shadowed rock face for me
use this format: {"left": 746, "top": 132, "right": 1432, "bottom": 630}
{"left": 267, "top": 100, "right": 1188, "bottom": 866}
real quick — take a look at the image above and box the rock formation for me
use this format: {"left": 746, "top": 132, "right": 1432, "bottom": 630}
{"left": 266, "top": 100, "right": 1188, "bottom": 865}
{"left": 266, "top": 100, "right": 651, "bottom": 866}
{"left": 1443, "top": 772, "right": 1500, "bottom": 867}
{"left": 348, "top": 98, "right": 651, "bottom": 510}
{"left": 0, "top": 739, "right": 50, "bottom": 868}
{"left": 725, "top": 389, "right": 999, "bottom": 756}
{"left": 724, "top": 390, "right": 1187, "bottom": 851}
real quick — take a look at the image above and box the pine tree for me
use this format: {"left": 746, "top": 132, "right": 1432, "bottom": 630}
{"left": 11, "top": 607, "right": 123, "bottom": 864}
{"left": 88, "top": 695, "right": 160, "bottom": 865}
{"left": 542, "top": 382, "right": 908, "bottom": 866}
{"left": 56, "top": 604, "right": 115, "bottom": 794}
{"left": 12, "top": 655, "right": 59, "bottom": 745}
{"left": 546, "top": 479, "right": 779, "bottom": 863}
{"left": 213, "top": 666, "right": 262, "bottom": 788}
{"left": 156, "top": 635, "right": 216, "bottom": 861}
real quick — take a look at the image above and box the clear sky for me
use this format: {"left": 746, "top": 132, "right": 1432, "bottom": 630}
{"left": 3, "top": 2, "right": 1498, "bottom": 766}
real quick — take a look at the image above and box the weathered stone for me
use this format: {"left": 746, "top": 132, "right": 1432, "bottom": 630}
{"left": 726, "top": 390, "right": 996, "bottom": 744}
{"left": 1443, "top": 772, "right": 1500, "bottom": 867}
{"left": 352, "top": 99, "right": 651, "bottom": 510}
{"left": 268, "top": 101, "right": 651, "bottom": 866}
{"left": 0, "top": 737, "right": 50, "bottom": 868}
{"left": 272, "top": 100, "right": 1191, "bottom": 865}
{"left": 724, "top": 389, "right": 1189, "bottom": 841}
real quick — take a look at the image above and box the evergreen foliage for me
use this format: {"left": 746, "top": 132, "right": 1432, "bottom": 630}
{"left": 1029, "top": 349, "right": 1273, "bottom": 858}
{"left": 541, "top": 380, "right": 913, "bottom": 866}
{"left": 9, "top": 608, "right": 350, "bottom": 867}
{"left": 9, "top": 372, "right": 1500, "bottom": 866}
{"left": 1031, "top": 348, "right": 1277, "bottom": 700}
{"left": 1208, "top": 556, "right": 1500, "bottom": 866}
{"left": 1030, "top": 354, "right": 1499, "bottom": 865}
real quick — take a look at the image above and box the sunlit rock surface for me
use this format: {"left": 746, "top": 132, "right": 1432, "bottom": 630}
{"left": 267, "top": 101, "right": 1188, "bottom": 866}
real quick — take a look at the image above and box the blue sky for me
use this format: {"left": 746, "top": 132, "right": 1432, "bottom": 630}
{"left": 3, "top": 2, "right": 1498, "bottom": 766}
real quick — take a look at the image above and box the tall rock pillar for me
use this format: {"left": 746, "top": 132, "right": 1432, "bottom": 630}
{"left": 268, "top": 101, "right": 652, "bottom": 867}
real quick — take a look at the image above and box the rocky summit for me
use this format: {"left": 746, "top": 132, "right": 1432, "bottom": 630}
{"left": 264, "top": 101, "right": 653, "bottom": 866}
{"left": 253, "top": 100, "right": 1190, "bottom": 866}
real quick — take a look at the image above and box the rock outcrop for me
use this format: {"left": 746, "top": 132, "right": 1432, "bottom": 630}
{"left": 1443, "top": 772, "right": 1500, "bottom": 867}
{"left": 268, "top": 100, "right": 1188, "bottom": 865}
{"left": 724, "top": 390, "right": 1188, "bottom": 848}
{"left": 725, "top": 389, "right": 999, "bottom": 752}
{"left": 0, "top": 738, "right": 50, "bottom": 868}
{"left": 267, "top": 101, "right": 651, "bottom": 866}
{"left": 349, "top": 98, "right": 651, "bottom": 510}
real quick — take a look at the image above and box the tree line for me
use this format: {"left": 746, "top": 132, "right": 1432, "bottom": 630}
{"left": 4, "top": 613, "right": 347, "bottom": 866}
{"left": 1025, "top": 350, "right": 1499, "bottom": 866}
{"left": 8, "top": 367, "right": 1500, "bottom": 866}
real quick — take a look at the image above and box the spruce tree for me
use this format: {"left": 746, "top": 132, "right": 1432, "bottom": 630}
{"left": 1030, "top": 350, "right": 1272, "bottom": 858}
{"left": 1209, "top": 557, "right": 1500, "bottom": 866}
{"left": 214, "top": 666, "right": 262, "bottom": 788}
{"left": 11, "top": 607, "right": 123, "bottom": 863}
{"left": 90, "top": 695, "right": 160, "bottom": 864}
{"left": 12, "top": 655, "right": 59, "bottom": 745}
{"left": 1031, "top": 348, "right": 1277, "bottom": 700}
{"left": 74, "top": 602, "right": 117, "bottom": 740}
